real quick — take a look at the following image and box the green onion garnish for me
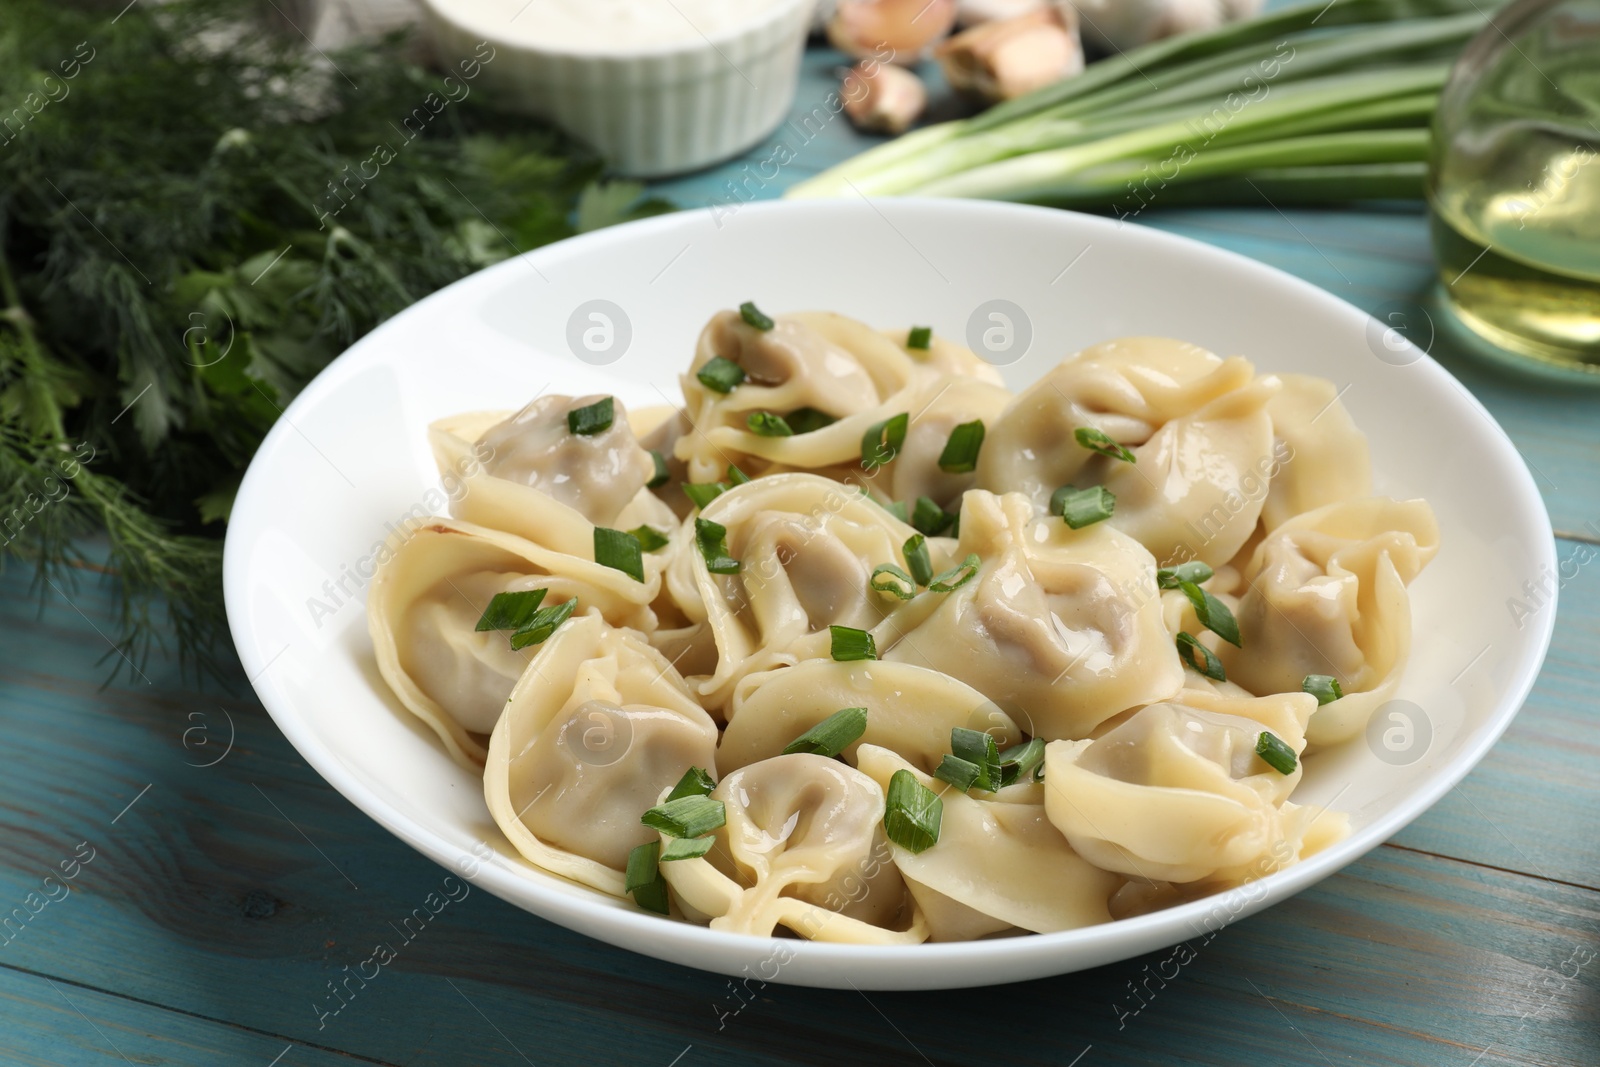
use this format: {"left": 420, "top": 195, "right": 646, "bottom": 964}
{"left": 1048, "top": 484, "right": 1075, "bottom": 517}
{"left": 1302, "top": 674, "right": 1344, "bottom": 706}
{"left": 594, "top": 526, "right": 645, "bottom": 583}
{"left": 1074, "top": 427, "right": 1136, "bottom": 463}
{"left": 781, "top": 706, "right": 869, "bottom": 758}
{"left": 646, "top": 449, "right": 670, "bottom": 489}
{"left": 861, "top": 412, "right": 909, "bottom": 470}
{"left": 739, "top": 301, "right": 775, "bottom": 331}
{"left": 1157, "top": 560, "right": 1214, "bottom": 589}
{"left": 725, "top": 463, "right": 751, "bottom": 486}
{"left": 998, "top": 737, "right": 1046, "bottom": 787}
{"left": 1176, "top": 631, "right": 1225, "bottom": 682}
{"left": 1255, "top": 731, "right": 1298, "bottom": 775}
{"left": 665, "top": 766, "right": 716, "bottom": 802}
{"left": 1178, "top": 580, "right": 1241, "bottom": 647}
{"left": 625, "top": 841, "right": 670, "bottom": 914}
{"left": 566, "top": 397, "right": 614, "bottom": 436}
{"left": 697, "top": 356, "right": 745, "bottom": 394}
{"left": 786, "top": 408, "right": 836, "bottom": 435}
{"left": 746, "top": 412, "right": 793, "bottom": 437}
{"left": 928, "top": 554, "right": 981, "bottom": 593}
{"left": 694, "top": 517, "right": 740, "bottom": 575}
{"left": 682, "top": 482, "right": 727, "bottom": 511}
{"left": 641, "top": 795, "right": 727, "bottom": 839}
{"left": 937, "top": 420, "right": 986, "bottom": 474}
{"left": 903, "top": 534, "right": 934, "bottom": 587}
{"left": 883, "top": 770, "right": 942, "bottom": 854}
{"left": 1058, "top": 486, "right": 1115, "bottom": 529}
{"left": 911, "top": 496, "right": 954, "bottom": 536}
{"left": 882, "top": 499, "right": 910, "bottom": 523}
{"left": 508, "top": 598, "right": 577, "bottom": 650}
{"left": 830, "top": 625, "right": 877, "bottom": 662}
{"left": 660, "top": 835, "right": 716, "bottom": 862}
{"left": 950, "top": 727, "right": 1001, "bottom": 792}
{"left": 870, "top": 563, "right": 917, "bottom": 601}
{"left": 629, "top": 525, "right": 670, "bottom": 552}
{"left": 934, "top": 754, "right": 982, "bottom": 792}
{"left": 475, "top": 589, "right": 548, "bottom": 632}
{"left": 907, "top": 326, "right": 932, "bottom": 350}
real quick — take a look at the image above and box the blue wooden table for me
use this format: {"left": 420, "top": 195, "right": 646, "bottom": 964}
{"left": 3, "top": 44, "right": 1598, "bottom": 1067}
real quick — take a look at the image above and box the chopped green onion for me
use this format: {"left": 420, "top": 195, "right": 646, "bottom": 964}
{"left": 934, "top": 754, "right": 982, "bottom": 792}
{"left": 903, "top": 534, "right": 934, "bottom": 586}
{"left": 911, "top": 496, "right": 955, "bottom": 536}
{"left": 871, "top": 563, "right": 917, "bottom": 601}
{"left": 697, "top": 356, "right": 745, "bottom": 394}
{"left": 1075, "top": 426, "right": 1137, "bottom": 463}
{"left": 641, "top": 795, "right": 727, "bottom": 839}
{"left": 883, "top": 770, "right": 942, "bottom": 854}
{"left": 1178, "top": 580, "right": 1241, "bottom": 647}
{"left": 1157, "top": 560, "right": 1215, "bottom": 589}
{"left": 1059, "top": 486, "right": 1115, "bottom": 529}
{"left": 594, "top": 526, "right": 645, "bottom": 583}
{"left": 625, "top": 841, "right": 670, "bottom": 914}
{"left": 1255, "top": 731, "right": 1298, "bottom": 775}
{"left": 665, "top": 766, "right": 716, "bottom": 801}
{"left": 508, "top": 598, "right": 577, "bottom": 650}
{"left": 682, "top": 482, "right": 727, "bottom": 511}
{"left": 567, "top": 397, "right": 614, "bottom": 436}
{"left": 629, "top": 525, "right": 670, "bottom": 552}
{"left": 937, "top": 420, "right": 986, "bottom": 474}
{"left": 881, "top": 499, "right": 910, "bottom": 523}
{"left": 695, "top": 517, "right": 741, "bottom": 575}
{"left": 786, "top": 407, "right": 836, "bottom": 435}
{"left": 1176, "top": 631, "right": 1226, "bottom": 682}
{"left": 998, "top": 738, "right": 1046, "bottom": 787}
{"left": 782, "top": 706, "right": 869, "bottom": 758}
{"left": 949, "top": 512, "right": 961, "bottom": 538}
{"left": 740, "top": 301, "right": 775, "bottom": 331}
{"left": 647, "top": 450, "right": 670, "bottom": 489}
{"left": 475, "top": 589, "right": 548, "bottom": 632}
{"left": 746, "top": 412, "right": 793, "bottom": 437}
{"left": 861, "top": 412, "right": 909, "bottom": 470}
{"left": 725, "top": 463, "right": 751, "bottom": 486}
{"left": 1048, "top": 484, "right": 1076, "bottom": 517}
{"left": 951, "top": 727, "right": 1001, "bottom": 791}
{"left": 1302, "top": 674, "right": 1345, "bottom": 706}
{"left": 907, "top": 326, "right": 933, "bottom": 350}
{"left": 660, "top": 835, "right": 716, "bottom": 861}
{"left": 928, "top": 554, "right": 981, "bottom": 593}
{"left": 830, "top": 625, "right": 877, "bottom": 662}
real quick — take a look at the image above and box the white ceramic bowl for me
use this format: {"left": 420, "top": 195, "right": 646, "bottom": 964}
{"left": 224, "top": 199, "right": 1556, "bottom": 990}
{"left": 420, "top": 0, "right": 816, "bottom": 177}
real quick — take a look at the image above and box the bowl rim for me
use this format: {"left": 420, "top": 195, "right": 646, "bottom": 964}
{"left": 224, "top": 197, "right": 1558, "bottom": 989}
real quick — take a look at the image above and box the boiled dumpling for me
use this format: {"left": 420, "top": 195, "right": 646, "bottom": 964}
{"left": 367, "top": 517, "right": 658, "bottom": 768}
{"left": 880, "top": 376, "right": 1013, "bottom": 510}
{"left": 1260, "top": 375, "right": 1373, "bottom": 530}
{"left": 657, "top": 753, "right": 928, "bottom": 944}
{"left": 483, "top": 615, "right": 718, "bottom": 896}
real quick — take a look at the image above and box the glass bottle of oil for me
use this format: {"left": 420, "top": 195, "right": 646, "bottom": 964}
{"left": 1428, "top": 0, "right": 1600, "bottom": 379}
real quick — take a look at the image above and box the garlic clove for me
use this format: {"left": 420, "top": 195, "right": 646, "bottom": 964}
{"left": 936, "top": 7, "right": 1084, "bottom": 103}
{"left": 841, "top": 61, "right": 928, "bottom": 135}
{"left": 828, "top": 0, "right": 960, "bottom": 64}
{"left": 956, "top": 0, "right": 1046, "bottom": 28}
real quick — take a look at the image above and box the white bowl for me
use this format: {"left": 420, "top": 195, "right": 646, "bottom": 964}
{"left": 224, "top": 199, "right": 1555, "bottom": 990}
{"left": 420, "top": 0, "right": 817, "bottom": 177}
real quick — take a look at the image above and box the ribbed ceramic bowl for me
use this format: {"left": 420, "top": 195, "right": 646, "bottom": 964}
{"left": 225, "top": 199, "right": 1556, "bottom": 990}
{"left": 420, "top": 0, "right": 816, "bottom": 177}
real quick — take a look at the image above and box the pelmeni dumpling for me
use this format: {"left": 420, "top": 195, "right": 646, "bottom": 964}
{"left": 430, "top": 394, "right": 676, "bottom": 557}
{"left": 718, "top": 660, "right": 1022, "bottom": 775}
{"left": 657, "top": 754, "right": 928, "bottom": 944}
{"left": 881, "top": 376, "right": 1014, "bottom": 510}
{"left": 1043, "top": 699, "right": 1328, "bottom": 885}
{"left": 483, "top": 615, "right": 718, "bottom": 897}
{"left": 1223, "top": 497, "right": 1440, "bottom": 746}
{"left": 885, "top": 490, "right": 1184, "bottom": 739}
{"left": 856, "top": 745, "right": 1121, "bottom": 940}
{"left": 977, "top": 337, "right": 1259, "bottom": 509}
{"left": 1261, "top": 375, "right": 1373, "bottom": 530}
{"left": 666, "top": 472, "right": 945, "bottom": 710}
{"left": 367, "top": 517, "right": 658, "bottom": 768}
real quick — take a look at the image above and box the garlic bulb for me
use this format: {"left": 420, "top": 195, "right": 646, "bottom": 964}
{"left": 828, "top": 0, "right": 960, "bottom": 64}
{"left": 842, "top": 61, "right": 928, "bottom": 135}
{"left": 936, "top": 7, "right": 1084, "bottom": 104}
{"left": 1060, "top": 0, "right": 1262, "bottom": 53}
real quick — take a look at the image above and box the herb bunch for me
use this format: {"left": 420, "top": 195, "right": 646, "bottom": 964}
{"left": 0, "top": 0, "right": 667, "bottom": 680}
